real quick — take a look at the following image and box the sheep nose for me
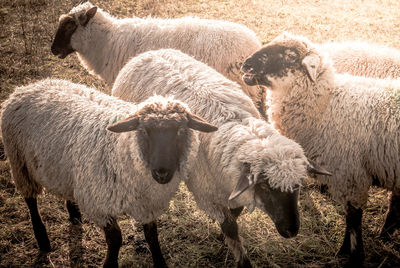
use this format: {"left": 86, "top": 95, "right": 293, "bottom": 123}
{"left": 151, "top": 168, "right": 173, "bottom": 184}
{"left": 155, "top": 169, "right": 168, "bottom": 177}
{"left": 241, "top": 62, "right": 253, "bottom": 73}
{"left": 51, "top": 45, "right": 58, "bottom": 55}
{"left": 276, "top": 220, "right": 299, "bottom": 238}
{"left": 279, "top": 227, "right": 299, "bottom": 238}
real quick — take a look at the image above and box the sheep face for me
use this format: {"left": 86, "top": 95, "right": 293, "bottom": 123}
{"left": 241, "top": 33, "right": 318, "bottom": 91}
{"left": 228, "top": 129, "right": 331, "bottom": 238}
{"left": 137, "top": 120, "right": 190, "bottom": 184}
{"left": 254, "top": 180, "right": 300, "bottom": 238}
{"left": 108, "top": 99, "right": 217, "bottom": 184}
{"left": 229, "top": 163, "right": 301, "bottom": 238}
{"left": 51, "top": 6, "right": 97, "bottom": 59}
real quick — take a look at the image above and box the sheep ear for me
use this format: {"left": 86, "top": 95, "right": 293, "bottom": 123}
{"left": 187, "top": 112, "right": 218, "bottom": 133}
{"left": 307, "top": 159, "right": 332, "bottom": 176}
{"left": 78, "top": 7, "right": 97, "bottom": 26}
{"left": 229, "top": 164, "right": 254, "bottom": 201}
{"left": 302, "top": 53, "right": 320, "bottom": 82}
{"left": 106, "top": 115, "right": 140, "bottom": 133}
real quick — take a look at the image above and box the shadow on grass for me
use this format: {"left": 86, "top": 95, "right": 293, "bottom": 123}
{"left": 68, "top": 223, "right": 84, "bottom": 268}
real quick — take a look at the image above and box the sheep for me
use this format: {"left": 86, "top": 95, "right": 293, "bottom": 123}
{"left": 50, "top": 2, "right": 266, "bottom": 117}
{"left": 111, "top": 48, "right": 331, "bottom": 267}
{"left": 0, "top": 78, "right": 217, "bottom": 267}
{"left": 241, "top": 32, "right": 400, "bottom": 266}
{"left": 320, "top": 41, "right": 400, "bottom": 78}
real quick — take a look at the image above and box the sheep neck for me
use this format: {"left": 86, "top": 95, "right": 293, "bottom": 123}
{"left": 74, "top": 11, "right": 142, "bottom": 85}
{"left": 267, "top": 68, "right": 334, "bottom": 150}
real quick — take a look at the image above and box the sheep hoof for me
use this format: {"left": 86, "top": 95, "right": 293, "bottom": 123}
{"left": 66, "top": 200, "right": 82, "bottom": 225}
{"left": 343, "top": 255, "right": 364, "bottom": 268}
{"left": 153, "top": 261, "right": 168, "bottom": 268}
{"left": 39, "top": 243, "right": 51, "bottom": 253}
{"left": 337, "top": 242, "right": 350, "bottom": 257}
{"left": 337, "top": 247, "right": 364, "bottom": 268}
{"left": 36, "top": 233, "right": 51, "bottom": 253}
{"left": 237, "top": 257, "right": 252, "bottom": 268}
{"left": 103, "top": 259, "right": 118, "bottom": 268}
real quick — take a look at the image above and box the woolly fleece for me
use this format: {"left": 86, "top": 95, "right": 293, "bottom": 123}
{"left": 62, "top": 2, "right": 261, "bottom": 103}
{"left": 1, "top": 79, "right": 200, "bottom": 227}
{"left": 111, "top": 48, "right": 309, "bottom": 222}
{"left": 320, "top": 41, "right": 400, "bottom": 79}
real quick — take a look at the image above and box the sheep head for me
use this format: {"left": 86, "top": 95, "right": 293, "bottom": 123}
{"left": 51, "top": 2, "right": 97, "bottom": 59}
{"left": 228, "top": 127, "right": 331, "bottom": 238}
{"left": 241, "top": 32, "right": 322, "bottom": 91}
{"left": 107, "top": 96, "right": 217, "bottom": 184}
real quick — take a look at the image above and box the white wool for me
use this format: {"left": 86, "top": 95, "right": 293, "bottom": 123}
{"left": 61, "top": 1, "right": 261, "bottom": 103}
{"left": 111, "top": 48, "right": 308, "bottom": 221}
{"left": 1, "top": 79, "right": 199, "bottom": 227}
{"left": 262, "top": 33, "right": 400, "bottom": 209}
{"left": 319, "top": 41, "right": 400, "bottom": 79}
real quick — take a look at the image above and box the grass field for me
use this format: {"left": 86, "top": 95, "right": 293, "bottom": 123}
{"left": 1, "top": 0, "right": 400, "bottom": 267}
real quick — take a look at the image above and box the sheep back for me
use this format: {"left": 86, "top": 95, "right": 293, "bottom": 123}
{"left": 65, "top": 2, "right": 262, "bottom": 105}
{"left": 320, "top": 41, "right": 400, "bottom": 79}
{"left": 112, "top": 49, "right": 308, "bottom": 221}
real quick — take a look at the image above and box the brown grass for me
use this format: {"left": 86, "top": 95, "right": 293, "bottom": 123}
{"left": 1, "top": 0, "right": 400, "bottom": 267}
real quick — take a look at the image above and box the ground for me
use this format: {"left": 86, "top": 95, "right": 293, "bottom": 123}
{"left": 0, "top": 0, "right": 400, "bottom": 267}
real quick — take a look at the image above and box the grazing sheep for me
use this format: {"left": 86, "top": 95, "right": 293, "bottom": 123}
{"left": 320, "top": 41, "right": 400, "bottom": 78}
{"left": 50, "top": 2, "right": 266, "bottom": 117}
{"left": 111, "top": 48, "right": 331, "bottom": 267}
{"left": 241, "top": 32, "right": 400, "bottom": 266}
{"left": 1, "top": 79, "right": 217, "bottom": 267}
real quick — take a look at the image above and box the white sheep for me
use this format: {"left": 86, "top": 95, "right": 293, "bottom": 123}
{"left": 320, "top": 41, "right": 400, "bottom": 78}
{"left": 241, "top": 32, "right": 400, "bottom": 266}
{"left": 50, "top": 2, "right": 266, "bottom": 117}
{"left": 1, "top": 79, "right": 217, "bottom": 267}
{"left": 111, "top": 48, "right": 330, "bottom": 267}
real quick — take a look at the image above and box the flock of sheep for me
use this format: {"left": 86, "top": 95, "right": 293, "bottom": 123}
{"left": 1, "top": 1, "right": 399, "bottom": 267}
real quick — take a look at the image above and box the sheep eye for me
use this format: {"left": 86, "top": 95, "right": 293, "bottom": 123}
{"left": 284, "top": 50, "right": 297, "bottom": 62}
{"left": 258, "top": 182, "right": 270, "bottom": 190}
{"left": 65, "top": 20, "right": 77, "bottom": 31}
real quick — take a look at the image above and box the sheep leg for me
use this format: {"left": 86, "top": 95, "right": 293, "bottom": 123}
{"left": 143, "top": 221, "right": 167, "bottom": 268}
{"left": 337, "top": 202, "right": 364, "bottom": 266}
{"left": 230, "top": 206, "right": 244, "bottom": 219}
{"left": 220, "top": 207, "right": 252, "bottom": 268}
{"left": 25, "top": 197, "right": 51, "bottom": 252}
{"left": 380, "top": 191, "right": 400, "bottom": 239}
{"left": 66, "top": 200, "right": 82, "bottom": 225}
{"left": 103, "top": 218, "right": 122, "bottom": 268}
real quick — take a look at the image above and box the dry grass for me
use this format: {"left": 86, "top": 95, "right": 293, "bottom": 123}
{"left": 1, "top": 0, "right": 400, "bottom": 267}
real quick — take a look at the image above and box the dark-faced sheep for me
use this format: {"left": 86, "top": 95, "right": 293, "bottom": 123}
{"left": 242, "top": 32, "right": 400, "bottom": 266}
{"left": 1, "top": 79, "right": 217, "bottom": 267}
{"left": 111, "top": 48, "right": 331, "bottom": 267}
{"left": 50, "top": 1, "right": 266, "bottom": 117}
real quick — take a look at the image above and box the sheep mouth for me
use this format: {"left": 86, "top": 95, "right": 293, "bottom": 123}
{"left": 51, "top": 46, "right": 75, "bottom": 59}
{"left": 242, "top": 73, "right": 259, "bottom": 86}
{"left": 57, "top": 53, "right": 68, "bottom": 59}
